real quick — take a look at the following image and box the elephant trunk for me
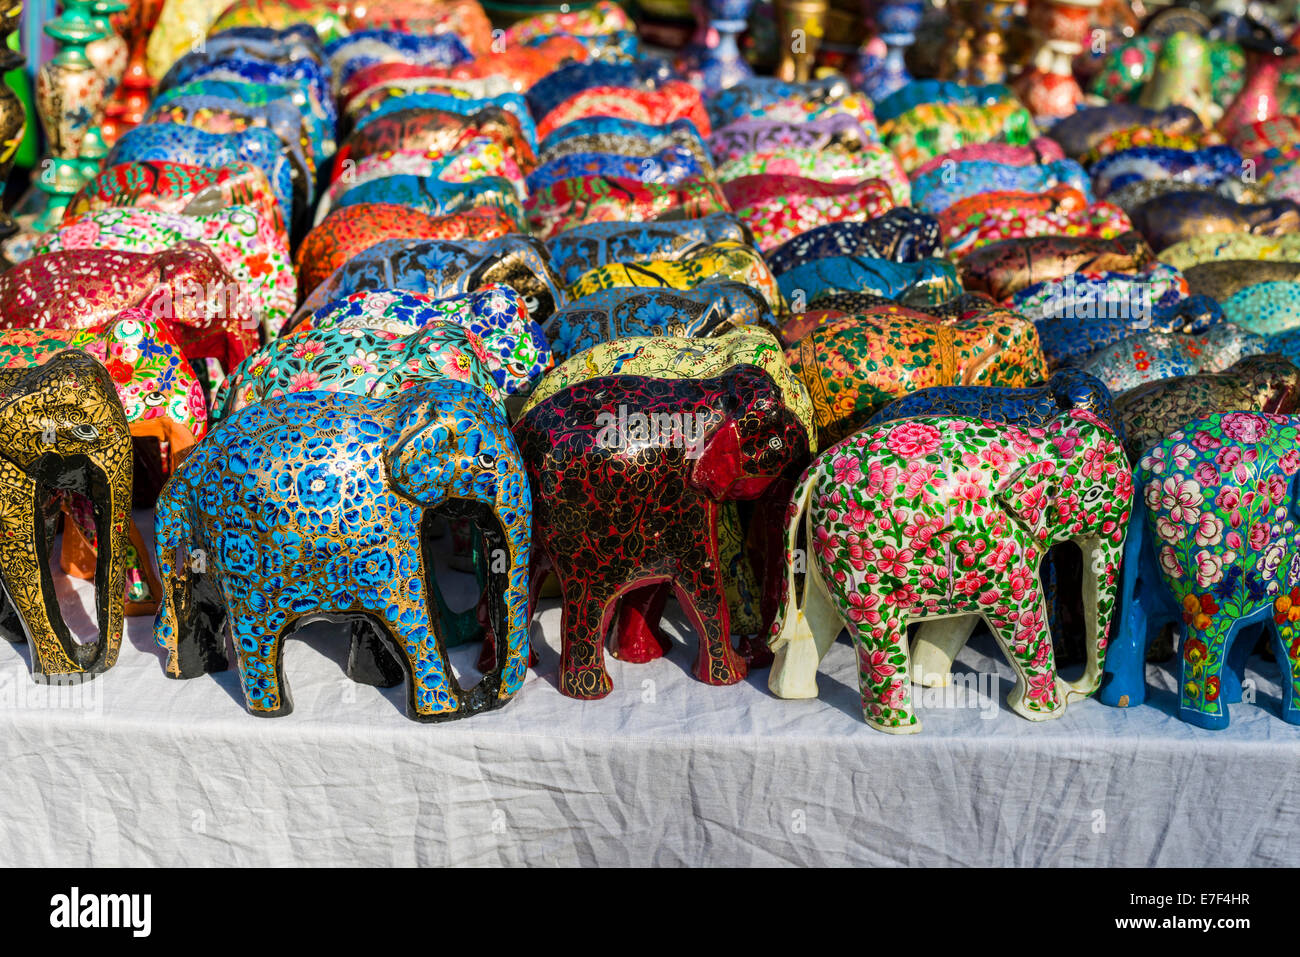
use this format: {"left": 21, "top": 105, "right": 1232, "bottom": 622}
{"left": 1060, "top": 534, "right": 1122, "bottom": 702}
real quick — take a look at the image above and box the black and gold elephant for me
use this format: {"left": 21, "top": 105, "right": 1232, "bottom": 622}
{"left": 0, "top": 352, "right": 133, "bottom": 678}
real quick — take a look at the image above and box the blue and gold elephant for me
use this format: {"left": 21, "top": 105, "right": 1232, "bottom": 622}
{"left": 1101, "top": 412, "right": 1300, "bottom": 729}
{"left": 152, "top": 379, "right": 531, "bottom": 721}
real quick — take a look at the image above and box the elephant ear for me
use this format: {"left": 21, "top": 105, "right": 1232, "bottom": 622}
{"left": 689, "top": 419, "right": 742, "bottom": 501}
{"left": 994, "top": 465, "right": 1058, "bottom": 546}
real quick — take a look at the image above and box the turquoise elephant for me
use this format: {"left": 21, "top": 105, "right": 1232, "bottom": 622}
{"left": 152, "top": 379, "right": 532, "bottom": 721}
{"left": 1101, "top": 412, "right": 1300, "bottom": 729}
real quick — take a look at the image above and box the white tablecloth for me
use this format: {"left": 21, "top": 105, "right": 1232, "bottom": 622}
{"left": 3, "top": 526, "right": 1299, "bottom": 867}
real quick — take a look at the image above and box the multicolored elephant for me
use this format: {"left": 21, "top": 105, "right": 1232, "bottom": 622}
{"left": 1077, "top": 323, "right": 1268, "bottom": 394}
{"left": 769, "top": 410, "right": 1133, "bottom": 733}
{"left": 515, "top": 366, "right": 810, "bottom": 698}
{"left": 153, "top": 380, "right": 532, "bottom": 721}
{"left": 784, "top": 305, "right": 1050, "bottom": 448}
{"left": 0, "top": 310, "right": 207, "bottom": 615}
{"left": 542, "top": 284, "right": 781, "bottom": 364}
{"left": 1102, "top": 412, "right": 1300, "bottom": 729}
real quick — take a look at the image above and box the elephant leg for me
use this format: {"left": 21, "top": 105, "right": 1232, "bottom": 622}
{"left": 910, "top": 617, "right": 978, "bottom": 687}
{"left": 850, "top": 611, "right": 919, "bottom": 733}
{"left": 1098, "top": 514, "right": 1159, "bottom": 708}
{"left": 983, "top": 580, "right": 1066, "bottom": 721}
{"left": 558, "top": 577, "right": 617, "bottom": 699}
{"left": 740, "top": 490, "right": 790, "bottom": 669}
{"left": 612, "top": 584, "right": 672, "bottom": 663}
{"left": 1269, "top": 618, "right": 1300, "bottom": 725}
{"left": 229, "top": 610, "right": 293, "bottom": 716}
{"left": 1221, "top": 621, "right": 1258, "bottom": 704}
{"left": 769, "top": 553, "right": 845, "bottom": 699}
{"left": 674, "top": 525, "right": 746, "bottom": 686}
{"left": 346, "top": 619, "right": 406, "bottom": 688}
{"left": 1177, "top": 617, "right": 1235, "bottom": 730}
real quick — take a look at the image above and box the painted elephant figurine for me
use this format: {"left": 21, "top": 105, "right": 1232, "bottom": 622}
{"left": 1047, "top": 104, "right": 1204, "bottom": 160}
{"left": 1183, "top": 260, "right": 1300, "bottom": 303}
{"left": 517, "top": 328, "right": 814, "bottom": 659}
{"left": 36, "top": 205, "right": 297, "bottom": 337}
{"left": 909, "top": 159, "right": 1092, "bottom": 216}
{"left": 290, "top": 235, "right": 565, "bottom": 328}
{"left": 1076, "top": 322, "right": 1269, "bottom": 394}
{"left": 1101, "top": 412, "right": 1300, "bottom": 729}
{"left": 67, "top": 160, "right": 288, "bottom": 240}
{"left": 333, "top": 106, "right": 538, "bottom": 181}
{"left": 958, "top": 232, "right": 1157, "bottom": 302}
{"left": 0, "top": 246, "right": 258, "bottom": 383}
{"left": 295, "top": 204, "right": 518, "bottom": 298}
{"left": 880, "top": 99, "right": 1037, "bottom": 174}
{"left": 769, "top": 410, "right": 1133, "bottom": 733}
{"left": 104, "top": 124, "right": 300, "bottom": 232}
{"left": 1113, "top": 354, "right": 1300, "bottom": 462}
{"left": 764, "top": 210, "right": 945, "bottom": 276}
{"left": 330, "top": 174, "right": 526, "bottom": 232}
{"left": 0, "top": 310, "right": 207, "bottom": 615}
{"left": 0, "top": 352, "right": 133, "bottom": 678}
{"left": 280, "top": 287, "right": 551, "bottom": 400}
{"left": 152, "top": 378, "right": 532, "bottom": 720}
{"left": 1159, "top": 233, "right": 1300, "bottom": 271}
{"left": 776, "top": 257, "right": 961, "bottom": 310}
{"left": 719, "top": 174, "right": 897, "bottom": 252}
{"left": 1127, "top": 192, "right": 1300, "bottom": 252}
{"left": 784, "top": 305, "right": 1050, "bottom": 448}
{"left": 537, "top": 117, "right": 708, "bottom": 167}
{"left": 938, "top": 187, "right": 1134, "bottom": 258}
{"left": 866, "top": 370, "right": 1121, "bottom": 668}
{"left": 564, "top": 241, "right": 784, "bottom": 312}
{"left": 542, "top": 284, "right": 781, "bottom": 364}
{"left": 514, "top": 365, "right": 810, "bottom": 698}
{"left": 524, "top": 174, "right": 730, "bottom": 241}
{"left": 543, "top": 214, "right": 751, "bottom": 287}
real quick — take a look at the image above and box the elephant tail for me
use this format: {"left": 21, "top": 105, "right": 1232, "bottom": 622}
{"left": 768, "top": 458, "right": 819, "bottom": 656}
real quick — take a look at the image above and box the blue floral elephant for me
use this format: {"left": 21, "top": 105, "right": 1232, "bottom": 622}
{"left": 1101, "top": 412, "right": 1300, "bottom": 729}
{"left": 152, "top": 379, "right": 532, "bottom": 721}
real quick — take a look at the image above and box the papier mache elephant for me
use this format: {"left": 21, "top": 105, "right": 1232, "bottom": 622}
{"left": 784, "top": 305, "right": 1050, "bottom": 448}
{"left": 1077, "top": 323, "right": 1269, "bottom": 394}
{"left": 543, "top": 284, "right": 781, "bottom": 363}
{"left": 1101, "top": 412, "right": 1300, "bottom": 729}
{"left": 958, "top": 232, "right": 1156, "bottom": 302}
{"left": 515, "top": 328, "right": 814, "bottom": 662}
{"left": 0, "top": 310, "right": 208, "bottom": 615}
{"left": 153, "top": 379, "right": 531, "bottom": 720}
{"left": 0, "top": 353, "right": 133, "bottom": 678}
{"left": 867, "top": 370, "right": 1122, "bottom": 668}
{"left": 289, "top": 236, "right": 566, "bottom": 328}
{"left": 543, "top": 214, "right": 752, "bottom": 286}
{"left": 769, "top": 411, "right": 1134, "bottom": 733}
{"left": 515, "top": 365, "right": 810, "bottom": 698}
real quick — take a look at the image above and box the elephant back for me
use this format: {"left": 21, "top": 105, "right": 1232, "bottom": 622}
{"left": 564, "top": 241, "right": 784, "bottom": 313}
{"left": 958, "top": 232, "right": 1156, "bottom": 302}
{"left": 333, "top": 106, "right": 537, "bottom": 180}
{"left": 1115, "top": 354, "right": 1300, "bottom": 462}
{"left": 544, "top": 214, "right": 751, "bottom": 287}
{"left": 1079, "top": 323, "right": 1269, "bottom": 394}
{"left": 519, "top": 329, "right": 813, "bottom": 441}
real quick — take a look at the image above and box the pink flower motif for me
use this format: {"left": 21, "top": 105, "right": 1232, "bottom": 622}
{"left": 877, "top": 544, "right": 914, "bottom": 577}
{"left": 860, "top": 646, "right": 896, "bottom": 684}
{"left": 1193, "top": 549, "right": 1232, "bottom": 588}
{"left": 287, "top": 371, "right": 321, "bottom": 392}
{"left": 814, "top": 527, "right": 840, "bottom": 565}
{"left": 880, "top": 680, "right": 908, "bottom": 710}
{"left": 1220, "top": 412, "right": 1271, "bottom": 443}
{"left": 951, "top": 469, "right": 988, "bottom": 502}
{"left": 1026, "top": 673, "right": 1057, "bottom": 705}
{"left": 1193, "top": 512, "right": 1223, "bottom": 547}
{"left": 847, "top": 592, "right": 882, "bottom": 625}
{"left": 1158, "top": 544, "right": 1184, "bottom": 578}
{"left": 1193, "top": 462, "right": 1219, "bottom": 487}
{"left": 845, "top": 501, "right": 872, "bottom": 531}
{"left": 1008, "top": 565, "right": 1034, "bottom": 600}
{"left": 832, "top": 454, "right": 861, "bottom": 485}
{"left": 1156, "top": 477, "right": 1203, "bottom": 523}
{"left": 902, "top": 460, "right": 938, "bottom": 496}
{"left": 1280, "top": 449, "right": 1300, "bottom": 476}
{"left": 1191, "top": 429, "right": 1222, "bottom": 452}
{"left": 1250, "top": 523, "right": 1271, "bottom": 551}
{"left": 885, "top": 421, "right": 943, "bottom": 457}
{"left": 980, "top": 442, "right": 1014, "bottom": 471}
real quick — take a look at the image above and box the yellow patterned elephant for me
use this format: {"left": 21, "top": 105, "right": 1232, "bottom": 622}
{"left": 564, "top": 241, "right": 786, "bottom": 313}
{"left": 0, "top": 352, "right": 133, "bottom": 678}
